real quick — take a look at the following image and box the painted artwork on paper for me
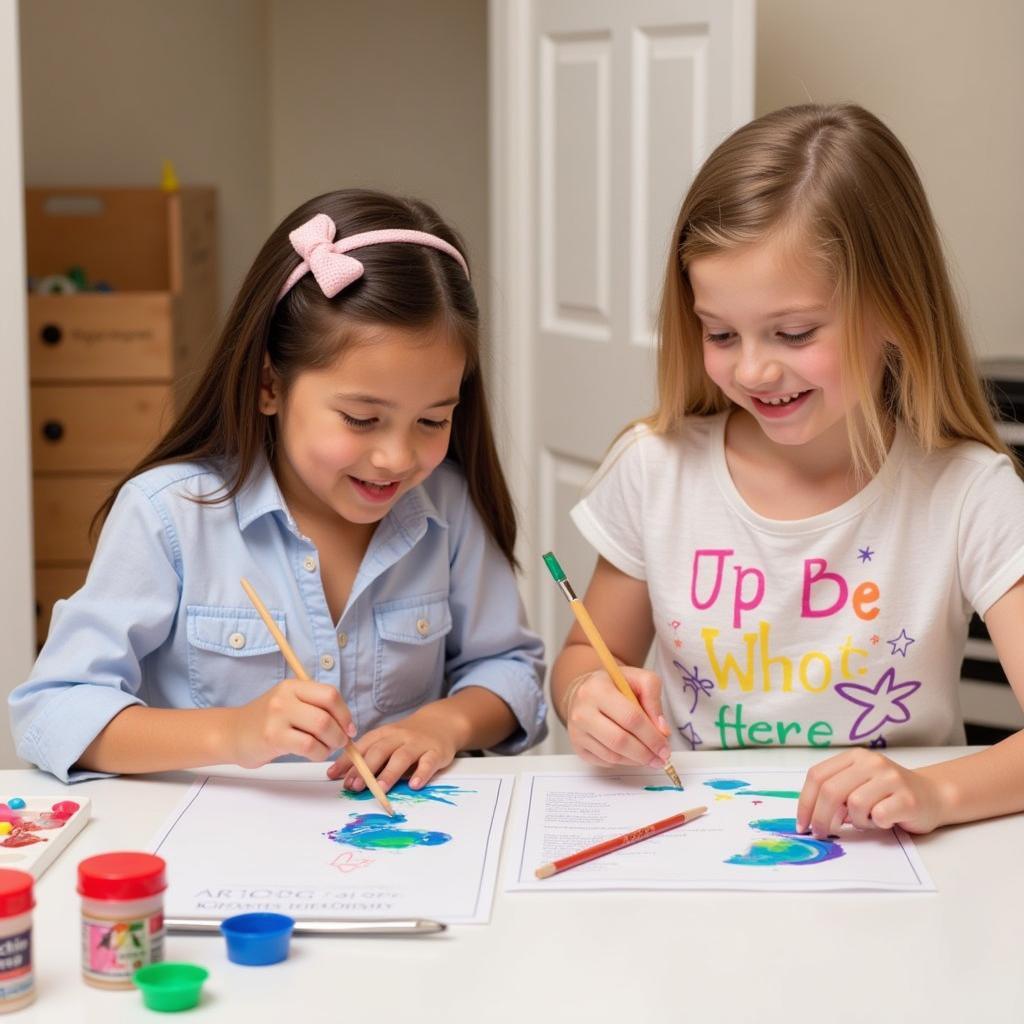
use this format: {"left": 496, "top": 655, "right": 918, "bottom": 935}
{"left": 326, "top": 812, "right": 451, "bottom": 850}
{"left": 340, "top": 782, "right": 477, "bottom": 806}
{"left": 153, "top": 774, "right": 513, "bottom": 924}
{"left": 508, "top": 770, "right": 932, "bottom": 892}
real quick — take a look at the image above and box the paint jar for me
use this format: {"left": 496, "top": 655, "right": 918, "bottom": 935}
{"left": 0, "top": 870, "right": 35, "bottom": 1012}
{"left": 77, "top": 852, "right": 166, "bottom": 989}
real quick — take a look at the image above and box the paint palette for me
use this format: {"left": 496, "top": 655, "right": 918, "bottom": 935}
{"left": 0, "top": 797, "right": 91, "bottom": 878}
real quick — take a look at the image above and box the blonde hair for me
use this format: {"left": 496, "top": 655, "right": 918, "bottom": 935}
{"left": 650, "top": 103, "right": 1010, "bottom": 475}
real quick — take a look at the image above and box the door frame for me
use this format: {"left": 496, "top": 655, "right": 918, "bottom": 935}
{"left": 0, "top": 2, "right": 36, "bottom": 767}
{"left": 488, "top": 0, "right": 538, "bottom": 618}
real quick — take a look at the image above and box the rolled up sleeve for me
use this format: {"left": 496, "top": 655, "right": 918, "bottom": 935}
{"left": 444, "top": 489, "right": 547, "bottom": 754}
{"left": 10, "top": 482, "right": 182, "bottom": 782}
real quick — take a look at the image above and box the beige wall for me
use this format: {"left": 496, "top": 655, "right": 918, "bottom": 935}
{"left": 19, "top": 0, "right": 490, "bottom": 320}
{"left": 18, "top": 0, "right": 272, "bottom": 314}
{"left": 0, "top": 4, "right": 35, "bottom": 769}
{"left": 267, "top": 0, "right": 489, "bottom": 308}
{"left": 757, "top": 0, "right": 1024, "bottom": 360}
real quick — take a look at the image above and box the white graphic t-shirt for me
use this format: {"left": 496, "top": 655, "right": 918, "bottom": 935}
{"left": 571, "top": 413, "right": 1024, "bottom": 752}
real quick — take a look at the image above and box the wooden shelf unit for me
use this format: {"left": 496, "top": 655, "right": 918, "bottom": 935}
{"left": 25, "top": 187, "right": 217, "bottom": 646}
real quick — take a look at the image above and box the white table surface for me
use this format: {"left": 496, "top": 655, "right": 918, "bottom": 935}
{"left": 4, "top": 747, "right": 1021, "bottom": 1023}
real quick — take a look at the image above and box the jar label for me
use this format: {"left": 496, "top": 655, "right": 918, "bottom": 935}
{"left": 0, "top": 928, "right": 33, "bottom": 1001}
{"left": 82, "top": 911, "right": 164, "bottom": 981}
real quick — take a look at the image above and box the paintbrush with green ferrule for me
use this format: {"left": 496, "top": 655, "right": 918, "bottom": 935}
{"left": 543, "top": 551, "right": 683, "bottom": 789}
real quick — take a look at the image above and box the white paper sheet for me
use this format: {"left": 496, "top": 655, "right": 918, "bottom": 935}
{"left": 152, "top": 773, "right": 512, "bottom": 923}
{"left": 506, "top": 769, "right": 934, "bottom": 892}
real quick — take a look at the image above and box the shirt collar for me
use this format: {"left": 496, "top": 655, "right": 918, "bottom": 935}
{"left": 235, "top": 456, "right": 448, "bottom": 539}
{"left": 235, "top": 456, "right": 294, "bottom": 533}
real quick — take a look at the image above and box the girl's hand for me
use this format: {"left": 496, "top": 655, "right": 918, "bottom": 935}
{"left": 565, "top": 667, "right": 672, "bottom": 769}
{"left": 796, "top": 749, "right": 951, "bottom": 836}
{"left": 230, "top": 679, "right": 356, "bottom": 769}
{"left": 326, "top": 703, "right": 461, "bottom": 792}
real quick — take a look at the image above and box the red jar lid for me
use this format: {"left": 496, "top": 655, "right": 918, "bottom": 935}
{"left": 0, "top": 869, "right": 34, "bottom": 916}
{"left": 77, "top": 852, "right": 167, "bottom": 900}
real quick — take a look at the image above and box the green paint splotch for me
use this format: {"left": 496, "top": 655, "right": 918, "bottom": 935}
{"left": 326, "top": 812, "right": 450, "bottom": 850}
{"left": 644, "top": 785, "right": 685, "bottom": 792}
{"left": 340, "top": 782, "right": 477, "bottom": 806}
{"left": 732, "top": 789, "right": 801, "bottom": 799}
{"left": 702, "top": 780, "right": 800, "bottom": 799}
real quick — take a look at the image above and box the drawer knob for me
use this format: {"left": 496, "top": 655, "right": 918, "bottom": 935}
{"left": 40, "top": 324, "right": 63, "bottom": 346}
{"left": 41, "top": 420, "right": 64, "bottom": 442}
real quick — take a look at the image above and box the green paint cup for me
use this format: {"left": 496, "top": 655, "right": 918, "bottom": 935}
{"left": 133, "top": 963, "right": 208, "bottom": 1012}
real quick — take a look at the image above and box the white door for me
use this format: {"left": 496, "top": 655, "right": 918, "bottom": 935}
{"left": 490, "top": 0, "right": 755, "bottom": 751}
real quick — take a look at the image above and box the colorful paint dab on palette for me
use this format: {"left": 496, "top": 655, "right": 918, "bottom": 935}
{"left": 0, "top": 797, "right": 91, "bottom": 878}
{"left": 0, "top": 800, "right": 80, "bottom": 849}
{"left": 727, "top": 817, "right": 845, "bottom": 867}
{"left": 643, "top": 785, "right": 686, "bottom": 792}
{"left": 326, "top": 813, "right": 451, "bottom": 850}
{"left": 340, "top": 782, "right": 477, "bottom": 806}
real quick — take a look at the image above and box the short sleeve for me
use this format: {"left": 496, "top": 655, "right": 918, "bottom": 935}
{"left": 957, "top": 454, "right": 1024, "bottom": 617}
{"left": 569, "top": 426, "right": 649, "bottom": 580}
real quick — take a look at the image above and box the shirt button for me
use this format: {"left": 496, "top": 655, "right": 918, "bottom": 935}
{"left": 337, "top": 632, "right": 348, "bottom": 649}
{"left": 416, "top": 618, "right": 430, "bottom": 636}
{"left": 303, "top": 555, "right": 317, "bottom": 572}
{"left": 320, "top": 654, "right": 335, "bottom": 670}
{"left": 228, "top": 632, "right": 246, "bottom": 649}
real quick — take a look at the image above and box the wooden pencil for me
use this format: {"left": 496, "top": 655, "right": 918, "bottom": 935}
{"left": 542, "top": 551, "right": 683, "bottom": 789}
{"left": 240, "top": 577, "right": 395, "bottom": 816}
{"left": 534, "top": 806, "right": 707, "bottom": 879}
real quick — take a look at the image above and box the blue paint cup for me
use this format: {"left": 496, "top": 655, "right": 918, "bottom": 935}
{"left": 220, "top": 913, "right": 295, "bottom": 966}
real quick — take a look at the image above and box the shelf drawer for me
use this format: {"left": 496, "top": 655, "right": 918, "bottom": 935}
{"left": 28, "top": 293, "right": 175, "bottom": 381}
{"left": 30, "top": 384, "right": 172, "bottom": 472}
{"left": 35, "top": 564, "right": 89, "bottom": 649}
{"left": 33, "top": 475, "right": 118, "bottom": 563}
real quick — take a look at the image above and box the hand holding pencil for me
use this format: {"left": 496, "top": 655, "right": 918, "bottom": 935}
{"left": 240, "top": 578, "right": 395, "bottom": 816}
{"left": 544, "top": 553, "right": 682, "bottom": 789}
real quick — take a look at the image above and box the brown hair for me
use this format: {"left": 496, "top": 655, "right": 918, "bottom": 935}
{"left": 651, "top": 103, "right": 1010, "bottom": 474}
{"left": 95, "top": 189, "right": 519, "bottom": 565}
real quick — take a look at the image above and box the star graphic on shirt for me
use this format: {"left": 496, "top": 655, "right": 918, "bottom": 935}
{"left": 669, "top": 619, "right": 681, "bottom": 630}
{"left": 673, "top": 639, "right": 683, "bottom": 649}
{"left": 858, "top": 546, "right": 874, "bottom": 562}
{"left": 835, "top": 667, "right": 921, "bottom": 741}
{"left": 677, "top": 722, "right": 702, "bottom": 750}
{"left": 870, "top": 634, "right": 880, "bottom": 645}
{"left": 887, "top": 629, "right": 916, "bottom": 657}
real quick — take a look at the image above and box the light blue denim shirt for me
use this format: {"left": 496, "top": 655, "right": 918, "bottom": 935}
{"left": 11, "top": 458, "right": 547, "bottom": 782}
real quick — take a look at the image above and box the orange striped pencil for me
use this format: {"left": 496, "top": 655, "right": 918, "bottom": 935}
{"left": 534, "top": 805, "right": 707, "bottom": 879}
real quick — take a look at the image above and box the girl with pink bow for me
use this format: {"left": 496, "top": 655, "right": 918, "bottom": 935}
{"left": 12, "top": 190, "right": 547, "bottom": 787}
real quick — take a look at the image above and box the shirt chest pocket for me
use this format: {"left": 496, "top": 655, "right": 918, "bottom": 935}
{"left": 372, "top": 593, "right": 453, "bottom": 714}
{"left": 186, "top": 605, "right": 287, "bottom": 708}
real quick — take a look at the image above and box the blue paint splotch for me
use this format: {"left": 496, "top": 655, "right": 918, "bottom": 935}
{"left": 704, "top": 779, "right": 751, "bottom": 791}
{"left": 340, "top": 782, "right": 477, "bottom": 806}
{"left": 326, "top": 812, "right": 451, "bottom": 850}
{"left": 726, "top": 816, "right": 845, "bottom": 867}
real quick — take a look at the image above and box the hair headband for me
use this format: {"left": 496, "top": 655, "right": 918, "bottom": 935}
{"left": 276, "top": 212, "right": 469, "bottom": 303}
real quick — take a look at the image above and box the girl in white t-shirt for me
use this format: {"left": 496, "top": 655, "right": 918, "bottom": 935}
{"left": 552, "top": 103, "right": 1024, "bottom": 836}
